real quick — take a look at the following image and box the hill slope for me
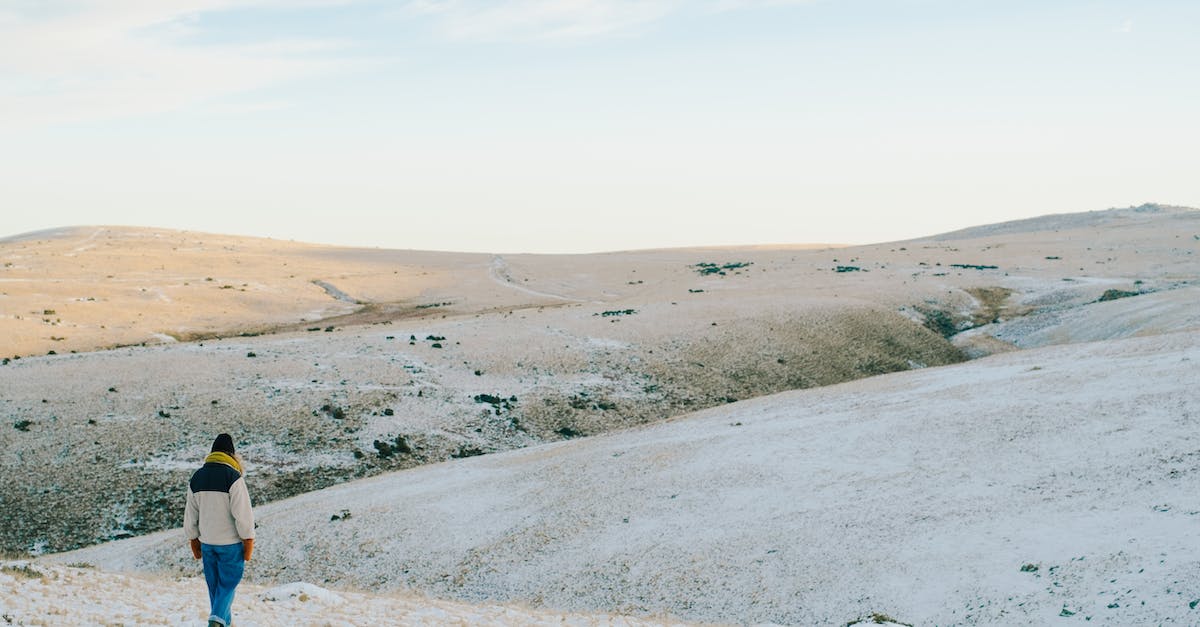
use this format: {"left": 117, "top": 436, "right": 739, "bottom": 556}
{"left": 4, "top": 206, "right": 1198, "bottom": 556}
{"left": 58, "top": 329, "right": 1200, "bottom": 625}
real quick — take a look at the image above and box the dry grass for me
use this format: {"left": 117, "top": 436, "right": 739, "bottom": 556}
{"left": 0, "top": 563, "right": 44, "bottom": 580}
{"left": 965, "top": 286, "right": 1017, "bottom": 326}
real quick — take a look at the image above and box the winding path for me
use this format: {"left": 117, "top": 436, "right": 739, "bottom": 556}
{"left": 488, "top": 256, "right": 585, "bottom": 303}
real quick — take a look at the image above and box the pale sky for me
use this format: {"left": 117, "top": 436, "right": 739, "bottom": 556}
{"left": 2, "top": 0, "right": 1197, "bottom": 253}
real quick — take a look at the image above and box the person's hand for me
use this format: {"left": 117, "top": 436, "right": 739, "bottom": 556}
{"left": 243, "top": 538, "right": 254, "bottom": 562}
{"left": 189, "top": 538, "right": 202, "bottom": 560}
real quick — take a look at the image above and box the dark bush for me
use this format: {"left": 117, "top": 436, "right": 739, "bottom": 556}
{"left": 1098, "top": 288, "right": 1139, "bottom": 302}
{"left": 949, "top": 263, "right": 998, "bottom": 270}
{"left": 374, "top": 435, "right": 412, "bottom": 459}
{"left": 451, "top": 446, "right": 484, "bottom": 458}
{"left": 556, "top": 426, "right": 582, "bottom": 438}
{"left": 474, "top": 394, "right": 516, "bottom": 413}
{"left": 595, "top": 309, "right": 637, "bottom": 317}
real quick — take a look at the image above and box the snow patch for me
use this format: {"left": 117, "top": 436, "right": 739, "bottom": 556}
{"left": 260, "top": 581, "right": 346, "bottom": 605}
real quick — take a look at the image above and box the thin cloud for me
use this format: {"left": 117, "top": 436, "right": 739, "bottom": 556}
{"left": 0, "top": 1, "right": 347, "bottom": 130}
{"left": 404, "top": 0, "right": 682, "bottom": 42}
{"left": 707, "top": 0, "right": 814, "bottom": 12}
{"left": 1, "top": 0, "right": 818, "bottom": 129}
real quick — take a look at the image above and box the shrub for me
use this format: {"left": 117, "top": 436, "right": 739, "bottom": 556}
{"left": 1098, "top": 288, "right": 1139, "bottom": 302}
{"left": 916, "top": 307, "right": 958, "bottom": 338}
{"left": 692, "top": 261, "right": 752, "bottom": 276}
{"left": 555, "top": 426, "right": 582, "bottom": 438}
{"left": 451, "top": 446, "right": 485, "bottom": 459}
{"left": 595, "top": 309, "right": 637, "bottom": 317}
{"left": 0, "top": 563, "right": 42, "bottom": 579}
{"left": 473, "top": 394, "right": 516, "bottom": 413}
{"left": 373, "top": 435, "right": 412, "bottom": 459}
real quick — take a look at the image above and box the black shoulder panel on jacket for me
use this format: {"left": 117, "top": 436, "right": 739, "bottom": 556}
{"left": 190, "top": 462, "right": 241, "bottom": 494}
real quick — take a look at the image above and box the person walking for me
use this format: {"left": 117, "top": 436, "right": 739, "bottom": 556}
{"left": 185, "top": 433, "right": 255, "bottom": 627}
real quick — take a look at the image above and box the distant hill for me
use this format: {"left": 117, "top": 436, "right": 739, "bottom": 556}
{"left": 926, "top": 203, "right": 1198, "bottom": 241}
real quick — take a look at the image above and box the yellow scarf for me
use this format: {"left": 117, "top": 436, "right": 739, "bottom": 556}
{"left": 205, "top": 451, "right": 243, "bottom": 474}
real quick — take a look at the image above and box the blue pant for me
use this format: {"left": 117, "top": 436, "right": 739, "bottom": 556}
{"left": 201, "top": 542, "right": 245, "bottom": 626}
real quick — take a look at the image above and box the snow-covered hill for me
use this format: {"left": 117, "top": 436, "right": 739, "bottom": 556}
{"left": 58, "top": 329, "right": 1200, "bottom": 625}
{"left": 925, "top": 203, "right": 1197, "bottom": 240}
{"left": 6, "top": 207, "right": 1197, "bottom": 557}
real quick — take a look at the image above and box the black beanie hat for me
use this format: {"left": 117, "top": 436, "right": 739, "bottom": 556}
{"left": 211, "top": 433, "right": 235, "bottom": 455}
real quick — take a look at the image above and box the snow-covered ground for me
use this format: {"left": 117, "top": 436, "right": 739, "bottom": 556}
{"left": 957, "top": 285, "right": 1200, "bottom": 349}
{"left": 58, "top": 329, "right": 1200, "bottom": 625}
{"left": 0, "top": 562, "right": 688, "bottom": 626}
{"left": 6, "top": 205, "right": 1199, "bottom": 625}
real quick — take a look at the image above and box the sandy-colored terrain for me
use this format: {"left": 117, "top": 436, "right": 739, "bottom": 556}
{"left": 2, "top": 205, "right": 1197, "bottom": 557}
{"left": 1, "top": 204, "right": 1198, "bottom": 624}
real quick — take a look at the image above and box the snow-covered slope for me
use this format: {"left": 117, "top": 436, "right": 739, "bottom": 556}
{"left": 0, "top": 561, "right": 687, "bottom": 626}
{"left": 58, "top": 329, "right": 1200, "bottom": 625}
{"left": 957, "top": 285, "right": 1200, "bottom": 349}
